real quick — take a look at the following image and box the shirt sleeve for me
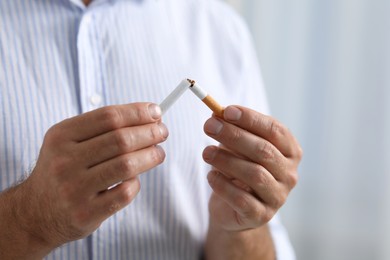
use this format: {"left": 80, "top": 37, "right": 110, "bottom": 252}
{"left": 269, "top": 214, "right": 296, "bottom": 260}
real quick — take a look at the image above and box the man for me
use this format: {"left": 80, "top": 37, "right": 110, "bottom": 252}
{"left": 0, "top": 0, "right": 302, "bottom": 259}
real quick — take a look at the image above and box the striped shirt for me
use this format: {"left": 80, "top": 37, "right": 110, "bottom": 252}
{"left": 0, "top": 0, "right": 295, "bottom": 259}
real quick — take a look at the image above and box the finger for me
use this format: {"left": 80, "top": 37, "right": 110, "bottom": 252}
{"left": 92, "top": 178, "right": 141, "bottom": 222}
{"left": 77, "top": 122, "right": 168, "bottom": 168}
{"left": 86, "top": 145, "right": 165, "bottom": 192}
{"left": 59, "top": 103, "right": 162, "bottom": 142}
{"left": 203, "top": 146, "right": 287, "bottom": 208}
{"left": 223, "top": 106, "right": 302, "bottom": 159}
{"left": 204, "top": 117, "right": 287, "bottom": 180}
{"left": 207, "top": 171, "right": 272, "bottom": 227}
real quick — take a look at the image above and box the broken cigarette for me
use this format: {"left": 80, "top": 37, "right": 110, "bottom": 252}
{"left": 159, "top": 79, "right": 224, "bottom": 117}
{"left": 187, "top": 79, "right": 225, "bottom": 118}
{"left": 159, "top": 79, "right": 190, "bottom": 115}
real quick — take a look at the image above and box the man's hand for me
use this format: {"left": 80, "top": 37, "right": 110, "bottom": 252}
{"left": 0, "top": 103, "right": 168, "bottom": 259}
{"left": 203, "top": 105, "right": 302, "bottom": 259}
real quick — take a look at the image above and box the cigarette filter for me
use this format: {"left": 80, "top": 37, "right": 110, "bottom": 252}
{"left": 188, "top": 79, "right": 224, "bottom": 118}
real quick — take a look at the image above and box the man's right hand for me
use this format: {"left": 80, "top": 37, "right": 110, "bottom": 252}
{"left": 0, "top": 103, "right": 168, "bottom": 259}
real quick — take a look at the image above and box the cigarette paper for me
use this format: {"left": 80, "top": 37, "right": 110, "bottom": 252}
{"left": 159, "top": 78, "right": 224, "bottom": 117}
{"left": 159, "top": 79, "right": 191, "bottom": 115}
{"left": 188, "top": 79, "right": 225, "bottom": 118}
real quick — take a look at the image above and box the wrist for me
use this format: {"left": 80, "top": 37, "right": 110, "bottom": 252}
{"left": 0, "top": 182, "right": 53, "bottom": 259}
{"left": 207, "top": 222, "right": 267, "bottom": 249}
{"left": 205, "top": 221, "right": 275, "bottom": 260}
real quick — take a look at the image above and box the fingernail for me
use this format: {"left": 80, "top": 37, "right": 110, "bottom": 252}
{"left": 148, "top": 104, "right": 161, "bottom": 120}
{"left": 224, "top": 106, "right": 242, "bottom": 121}
{"left": 204, "top": 117, "right": 223, "bottom": 135}
{"left": 203, "top": 146, "right": 217, "bottom": 162}
{"left": 158, "top": 123, "right": 169, "bottom": 139}
{"left": 155, "top": 145, "right": 166, "bottom": 160}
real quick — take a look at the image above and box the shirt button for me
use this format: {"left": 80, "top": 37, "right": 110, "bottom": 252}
{"left": 90, "top": 94, "right": 102, "bottom": 106}
{"left": 83, "top": 15, "right": 92, "bottom": 25}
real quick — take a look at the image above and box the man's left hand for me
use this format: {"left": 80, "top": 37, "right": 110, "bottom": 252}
{"left": 203, "top": 105, "right": 302, "bottom": 232}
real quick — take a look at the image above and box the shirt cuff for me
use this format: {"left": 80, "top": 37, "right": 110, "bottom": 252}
{"left": 268, "top": 214, "right": 296, "bottom": 260}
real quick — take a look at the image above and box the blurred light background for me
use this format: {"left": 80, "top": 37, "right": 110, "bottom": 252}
{"left": 224, "top": 0, "right": 390, "bottom": 259}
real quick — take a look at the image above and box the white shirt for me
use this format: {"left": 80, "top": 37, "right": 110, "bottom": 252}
{"left": 0, "top": 0, "right": 295, "bottom": 259}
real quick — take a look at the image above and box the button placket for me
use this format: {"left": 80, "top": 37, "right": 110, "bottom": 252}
{"left": 77, "top": 12, "right": 106, "bottom": 112}
{"left": 90, "top": 93, "right": 102, "bottom": 106}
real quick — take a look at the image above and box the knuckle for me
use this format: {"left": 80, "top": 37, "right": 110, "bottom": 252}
{"left": 110, "top": 180, "right": 141, "bottom": 213}
{"left": 227, "top": 127, "right": 243, "bottom": 144}
{"left": 120, "top": 184, "right": 138, "bottom": 205}
{"left": 296, "top": 144, "right": 304, "bottom": 160}
{"left": 287, "top": 171, "right": 299, "bottom": 188}
{"left": 130, "top": 105, "right": 147, "bottom": 122}
{"left": 99, "top": 158, "right": 137, "bottom": 186}
{"left": 117, "top": 157, "right": 137, "bottom": 177}
{"left": 131, "top": 178, "right": 141, "bottom": 197}
{"left": 149, "top": 124, "right": 161, "bottom": 141}
{"left": 249, "top": 115, "right": 262, "bottom": 131}
{"left": 263, "top": 208, "right": 275, "bottom": 223}
{"left": 250, "top": 206, "right": 265, "bottom": 223}
{"left": 272, "top": 191, "right": 288, "bottom": 208}
{"left": 255, "top": 142, "right": 275, "bottom": 161}
{"left": 236, "top": 196, "right": 263, "bottom": 222}
{"left": 113, "top": 130, "right": 133, "bottom": 153}
{"left": 231, "top": 179, "right": 252, "bottom": 192}
{"left": 71, "top": 207, "right": 92, "bottom": 229}
{"left": 269, "top": 119, "right": 286, "bottom": 140}
{"left": 249, "top": 165, "right": 269, "bottom": 187}
{"left": 99, "top": 106, "right": 122, "bottom": 129}
{"left": 233, "top": 194, "right": 251, "bottom": 213}
{"left": 44, "top": 124, "right": 64, "bottom": 146}
{"left": 118, "top": 189, "right": 132, "bottom": 206}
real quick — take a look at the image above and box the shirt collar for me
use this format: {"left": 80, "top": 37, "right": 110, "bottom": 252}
{"left": 68, "top": 0, "right": 128, "bottom": 9}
